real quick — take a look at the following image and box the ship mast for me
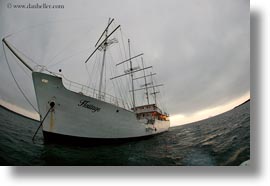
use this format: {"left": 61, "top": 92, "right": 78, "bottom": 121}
{"left": 128, "top": 39, "right": 136, "bottom": 109}
{"left": 111, "top": 41, "right": 149, "bottom": 111}
{"left": 150, "top": 72, "right": 160, "bottom": 105}
{"left": 98, "top": 18, "right": 110, "bottom": 100}
{"left": 84, "top": 18, "right": 120, "bottom": 100}
{"left": 141, "top": 57, "right": 149, "bottom": 105}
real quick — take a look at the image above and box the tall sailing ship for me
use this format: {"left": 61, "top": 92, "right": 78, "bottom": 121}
{"left": 2, "top": 18, "right": 170, "bottom": 145}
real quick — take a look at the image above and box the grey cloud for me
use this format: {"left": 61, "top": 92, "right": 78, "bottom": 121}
{"left": 0, "top": 0, "right": 249, "bottom": 118}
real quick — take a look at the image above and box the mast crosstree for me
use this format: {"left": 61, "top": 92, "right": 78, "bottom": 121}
{"left": 110, "top": 39, "right": 154, "bottom": 110}
{"left": 84, "top": 18, "right": 119, "bottom": 100}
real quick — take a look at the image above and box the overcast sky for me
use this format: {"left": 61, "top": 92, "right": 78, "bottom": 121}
{"left": 0, "top": 0, "right": 250, "bottom": 126}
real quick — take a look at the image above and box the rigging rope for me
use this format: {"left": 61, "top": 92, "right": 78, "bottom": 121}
{"left": 48, "top": 48, "right": 93, "bottom": 69}
{"left": 5, "top": 42, "right": 39, "bottom": 66}
{"left": 46, "top": 26, "right": 94, "bottom": 67}
{"left": 109, "top": 50, "right": 131, "bottom": 107}
{"left": 115, "top": 32, "right": 132, "bottom": 108}
{"left": 87, "top": 52, "right": 99, "bottom": 89}
{"left": 2, "top": 43, "right": 40, "bottom": 114}
{"left": 108, "top": 50, "right": 128, "bottom": 108}
{"left": 10, "top": 50, "right": 33, "bottom": 81}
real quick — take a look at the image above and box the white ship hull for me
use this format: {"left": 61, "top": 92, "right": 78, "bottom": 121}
{"left": 32, "top": 72, "right": 170, "bottom": 144}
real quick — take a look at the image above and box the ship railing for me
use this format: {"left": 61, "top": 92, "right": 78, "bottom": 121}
{"left": 34, "top": 66, "right": 129, "bottom": 109}
{"left": 60, "top": 75, "right": 128, "bottom": 109}
{"left": 135, "top": 107, "right": 162, "bottom": 114}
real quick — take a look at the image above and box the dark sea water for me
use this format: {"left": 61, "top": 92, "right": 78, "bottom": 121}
{"left": 0, "top": 102, "right": 250, "bottom": 166}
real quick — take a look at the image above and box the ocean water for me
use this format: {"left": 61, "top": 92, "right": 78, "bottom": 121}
{"left": 0, "top": 102, "right": 250, "bottom": 166}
